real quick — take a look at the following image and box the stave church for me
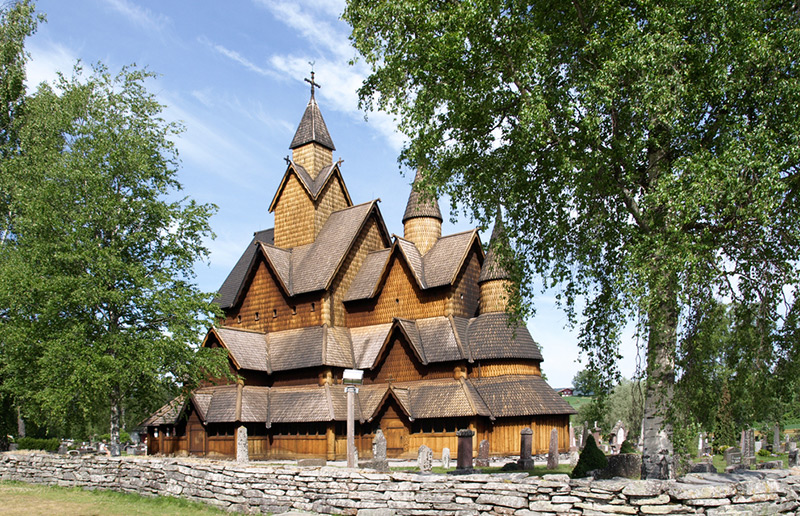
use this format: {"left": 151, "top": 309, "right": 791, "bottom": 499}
{"left": 141, "top": 75, "right": 575, "bottom": 460}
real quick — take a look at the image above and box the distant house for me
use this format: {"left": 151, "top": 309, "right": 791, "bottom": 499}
{"left": 556, "top": 388, "right": 574, "bottom": 397}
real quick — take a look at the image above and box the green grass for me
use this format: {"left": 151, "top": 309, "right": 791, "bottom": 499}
{"left": 563, "top": 396, "right": 593, "bottom": 411}
{"left": 710, "top": 452, "right": 788, "bottom": 473}
{"left": 0, "top": 481, "right": 227, "bottom": 516}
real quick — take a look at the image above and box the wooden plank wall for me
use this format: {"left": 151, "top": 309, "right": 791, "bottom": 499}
{"left": 273, "top": 173, "right": 317, "bottom": 248}
{"left": 224, "top": 259, "right": 322, "bottom": 332}
{"left": 346, "top": 257, "right": 448, "bottom": 327}
{"left": 447, "top": 246, "right": 481, "bottom": 318}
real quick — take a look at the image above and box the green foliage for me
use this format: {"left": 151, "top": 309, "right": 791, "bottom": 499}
{"left": 572, "top": 435, "right": 608, "bottom": 478}
{"left": 98, "top": 430, "right": 130, "bottom": 444}
{"left": 0, "top": 5, "right": 230, "bottom": 449}
{"left": 16, "top": 437, "right": 60, "bottom": 452}
{"left": 572, "top": 368, "right": 602, "bottom": 397}
{"left": 757, "top": 448, "right": 770, "bottom": 457}
{"left": 345, "top": 0, "right": 800, "bottom": 475}
{"left": 619, "top": 440, "right": 637, "bottom": 454}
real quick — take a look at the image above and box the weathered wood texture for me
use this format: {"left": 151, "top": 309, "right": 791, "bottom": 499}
{"left": 447, "top": 248, "right": 481, "bottom": 318}
{"left": 480, "top": 279, "right": 513, "bottom": 314}
{"left": 368, "top": 337, "right": 453, "bottom": 383}
{"left": 473, "top": 360, "right": 541, "bottom": 378}
{"left": 346, "top": 257, "right": 449, "bottom": 327}
{"left": 292, "top": 142, "right": 332, "bottom": 179}
{"left": 273, "top": 173, "right": 317, "bottom": 248}
{"left": 223, "top": 258, "right": 322, "bottom": 332}
{"left": 404, "top": 217, "right": 441, "bottom": 255}
{"left": 329, "top": 215, "right": 389, "bottom": 326}
{"left": 313, "top": 177, "right": 350, "bottom": 239}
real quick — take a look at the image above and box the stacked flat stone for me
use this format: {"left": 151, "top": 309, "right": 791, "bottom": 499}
{"left": 2, "top": 453, "right": 800, "bottom": 515}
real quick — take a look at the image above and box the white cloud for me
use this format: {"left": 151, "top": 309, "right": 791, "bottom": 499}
{"left": 102, "top": 0, "right": 170, "bottom": 32}
{"left": 199, "top": 36, "right": 277, "bottom": 78}
{"left": 25, "top": 40, "right": 77, "bottom": 89}
{"left": 254, "top": 0, "right": 352, "bottom": 60}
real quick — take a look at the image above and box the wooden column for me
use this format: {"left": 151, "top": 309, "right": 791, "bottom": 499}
{"left": 326, "top": 424, "right": 335, "bottom": 461}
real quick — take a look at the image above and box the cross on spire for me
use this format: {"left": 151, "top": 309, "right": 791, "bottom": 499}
{"left": 304, "top": 68, "right": 321, "bottom": 99}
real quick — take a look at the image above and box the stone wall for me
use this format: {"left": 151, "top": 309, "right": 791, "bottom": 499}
{"left": 2, "top": 452, "right": 800, "bottom": 515}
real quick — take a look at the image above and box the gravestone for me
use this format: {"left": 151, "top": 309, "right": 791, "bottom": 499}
{"left": 475, "top": 439, "right": 490, "bottom": 467}
{"left": 518, "top": 428, "right": 534, "bottom": 470}
{"left": 441, "top": 447, "right": 451, "bottom": 469}
{"left": 755, "top": 440, "right": 762, "bottom": 454}
{"left": 236, "top": 425, "right": 248, "bottom": 463}
{"left": 569, "top": 423, "right": 577, "bottom": 452}
{"left": 364, "top": 429, "right": 389, "bottom": 472}
{"left": 789, "top": 449, "right": 799, "bottom": 468}
{"left": 789, "top": 441, "right": 797, "bottom": 452}
{"left": 580, "top": 425, "right": 589, "bottom": 450}
{"left": 417, "top": 445, "right": 433, "bottom": 473}
{"left": 773, "top": 424, "right": 780, "bottom": 452}
{"left": 58, "top": 443, "right": 68, "bottom": 455}
{"left": 724, "top": 446, "right": 742, "bottom": 468}
{"left": 456, "top": 429, "right": 474, "bottom": 471}
{"left": 547, "top": 428, "right": 559, "bottom": 470}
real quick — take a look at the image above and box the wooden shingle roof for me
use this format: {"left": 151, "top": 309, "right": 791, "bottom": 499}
{"left": 289, "top": 94, "right": 335, "bottom": 151}
{"left": 211, "top": 327, "right": 268, "bottom": 372}
{"left": 402, "top": 170, "right": 442, "bottom": 222}
{"left": 479, "top": 212, "right": 511, "bottom": 283}
{"left": 204, "top": 385, "right": 239, "bottom": 423}
{"left": 467, "top": 312, "right": 543, "bottom": 361}
{"left": 215, "top": 228, "right": 273, "bottom": 309}
{"left": 344, "top": 230, "right": 482, "bottom": 302}
{"left": 267, "top": 161, "right": 353, "bottom": 213}
{"left": 139, "top": 396, "right": 186, "bottom": 426}
{"left": 470, "top": 375, "right": 577, "bottom": 417}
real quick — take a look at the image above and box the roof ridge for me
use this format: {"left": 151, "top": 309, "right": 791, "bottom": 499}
{"left": 215, "top": 325, "right": 266, "bottom": 335}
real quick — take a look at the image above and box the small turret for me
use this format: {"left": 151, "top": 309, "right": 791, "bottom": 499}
{"left": 402, "top": 170, "right": 442, "bottom": 254}
{"left": 479, "top": 211, "right": 513, "bottom": 313}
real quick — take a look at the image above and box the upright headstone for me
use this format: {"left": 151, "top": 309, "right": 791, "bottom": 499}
{"left": 456, "top": 429, "right": 474, "bottom": 471}
{"left": 367, "top": 429, "right": 389, "bottom": 472}
{"left": 785, "top": 435, "right": 792, "bottom": 453}
{"left": 740, "top": 430, "right": 747, "bottom": 456}
{"left": 789, "top": 441, "right": 797, "bottom": 452}
{"left": 236, "top": 425, "right": 248, "bottom": 463}
{"left": 547, "top": 428, "right": 559, "bottom": 470}
{"left": 58, "top": 442, "right": 68, "bottom": 455}
{"left": 580, "top": 425, "right": 589, "bottom": 450}
{"left": 773, "top": 424, "right": 780, "bottom": 452}
{"left": 518, "top": 428, "right": 534, "bottom": 470}
{"left": 475, "top": 439, "right": 490, "bottom": 467}
{"left": 745, "top": 429, "right": 756, "bottom": 466}
{"left": 417, "top": 445, "right": 433, "bottom": 473}
{"left": 441, "top": 447, "right": 451, "bottom": 469}
{"left": 724, "top": 446, "right": 742, "bottom": 468}
{"left": 789, "top": 449, "right": 799, "bottom": 468}
{"left": 569, "top": 423, "right": 577, "bottom": 452}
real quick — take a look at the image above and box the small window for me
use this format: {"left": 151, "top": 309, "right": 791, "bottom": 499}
{"left": 395, "top": 298, "right": 400, "bottom": 304}
{"left": 237, "top": 315, "right": 242, "bottom": 324}
{"left": 460, "top": 293, "right": 464, "bottom": 300}
{"left": 254, "top": 312, "right": 259, "bottom": 321}
{"left": 272, "top": 309, "right": 277, "bottom": 318}
{"left": 311, "top": 302, "right": 315, "bottom": 312}
{"left": 292, "top": 306, "right": 297, "bottom": 315}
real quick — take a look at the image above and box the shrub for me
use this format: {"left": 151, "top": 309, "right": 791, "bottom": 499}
{"left": 757, "top": 448, "right": 770, "bottom": 457}
{"left": 619, "top": 439, "right": 637, "bottom": 454}
{"left": 97, "top": 431, "right": 131, "bottom": 444}
{"left": 572, "top": 434, "right": 608, "bottom": 478}
{"left": 16, "top": 437, "right": 61, "bottom": 452}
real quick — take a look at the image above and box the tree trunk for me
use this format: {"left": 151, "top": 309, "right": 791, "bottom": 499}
{"left": 109, "top": 389, "right": 121, "bottom": 457}
{"left": 641, "top": 272, "right": 678, "bottom": 479}
{"left": 16, "top": 405, "right": 25, "bottom": 438}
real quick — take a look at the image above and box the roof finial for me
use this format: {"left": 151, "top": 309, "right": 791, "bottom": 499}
{"left": 304, "top": 62, "right": 320, "bottom": 99}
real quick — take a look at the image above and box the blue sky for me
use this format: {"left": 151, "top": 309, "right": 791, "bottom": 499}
{"left": 23, "top": 0, "right": 639, "bottom": 388}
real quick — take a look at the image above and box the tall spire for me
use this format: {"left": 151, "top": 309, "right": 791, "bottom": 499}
{"left": 402, "top": 170, "right": 443, "bottom": 223}
{"left": 289, "top": 70, "right": 335, "bottom": 151}
{"left": 479, "top": 210, "right": 511, "bottom": 283}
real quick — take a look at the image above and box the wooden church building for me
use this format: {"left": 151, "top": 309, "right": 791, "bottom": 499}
{"left": 142, "top": 77, "right": 575, "bottom": 460}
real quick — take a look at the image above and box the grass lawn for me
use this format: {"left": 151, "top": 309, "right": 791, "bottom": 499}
{"left": 0, "top": 481, "right": 226, "bottom": 516}
{"left": 710, "top": 453, "right": 788, "bottom": 473}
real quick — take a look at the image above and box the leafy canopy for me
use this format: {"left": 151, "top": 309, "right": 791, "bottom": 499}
{"left": 344, "top": 0, "right": 800, "bottom": 390}
{"left": 0, "top": 33, "right": 229, "bottom": 435}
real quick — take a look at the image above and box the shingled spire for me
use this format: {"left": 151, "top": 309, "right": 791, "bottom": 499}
{"left": 402, "top": 170, "right": 443, "bottom": 254}
{"left": 290, "top": 70, "right": 335, "bottom": 178}
{"left": 479, "top": 210, "right": 513, "bottom": 314}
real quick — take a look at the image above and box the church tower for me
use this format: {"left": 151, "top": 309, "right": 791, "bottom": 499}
{"left": 402, "top": 170, "right": 442, "bottom": 254}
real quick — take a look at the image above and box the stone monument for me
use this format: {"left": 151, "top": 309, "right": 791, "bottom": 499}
{"left": 418, "top": 445, "right": 433, "bottom": 473}
{"left": 456, "top": 429, "right": 474, "bottom": 471}
{"left": 547, "top": 428, "right": 559, "bottom": 470}
{"left": 518, "top": 428, "right": 534, "bottom": 470}
{"left": 236, "top": 425, "right": 249, "bottom": 463}
{"left": 441, "top": 447, "right": 451, "bottom": 469}
{"left": 475, "top": 439, "right": 490, "bottom": 468}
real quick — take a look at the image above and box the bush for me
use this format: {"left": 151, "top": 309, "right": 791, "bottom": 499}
{"left": 572, "top": 434, "right": 608, "bottom": 478}
{"left": 97, "top": 431, "right": 131, "bottom": 444}
{"left": 16, "top": 437, "right": 61, "bottom": 452}
{"left": 619, "top": 439, "right": 637, "bottom": 454}
{"left": 757, "top": 448, "right": 770, "bottom": 457}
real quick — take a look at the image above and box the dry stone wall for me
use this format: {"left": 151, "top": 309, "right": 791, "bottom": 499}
{"left": 2, "top": 452, "right": 800, "bottom": 515}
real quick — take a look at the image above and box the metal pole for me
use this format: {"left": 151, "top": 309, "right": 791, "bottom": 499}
{"left": 346, "top": 386, "right": 356, "bottom": 468}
